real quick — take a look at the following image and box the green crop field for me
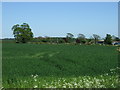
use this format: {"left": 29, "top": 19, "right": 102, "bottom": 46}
{"left": 2, "top": 42, "right": 120, "bottom": 88}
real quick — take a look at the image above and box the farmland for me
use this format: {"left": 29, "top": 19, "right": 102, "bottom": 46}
{"left": 2, "top": 42, "right": 120, "bottom": 88}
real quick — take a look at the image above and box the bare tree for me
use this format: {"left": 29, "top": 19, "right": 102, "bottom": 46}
{"left": 93, "top": 34, "right": 100, "bottom": 44}
{"left": 77, "top": 34, "right": 86, "bottom": 44}
{"left": 66, "top": 33, "right": 74, "bottom": 39}
{"left": 78, "top": 34, "right": 85, "bottom": 39}
{"left": 66, "top": 33, "right": 74, "bottom": 43}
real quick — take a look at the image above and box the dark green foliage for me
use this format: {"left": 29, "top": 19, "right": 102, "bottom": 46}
{"left": 104, "top": 34, "right": 112, "bottom": 45}
{"left": 76, "top": 38, "right": 80, "bottom": 44}
{"left": 66, "top": 33, "right": 74, "bottom": 43}
{"left": 77, "top": 34, "right": 86, "bottom": 44}
{"left": 58, "top": 38, "right": 66, "bottom": 43}
{"left": 12, "top": 23, "right": 33, "bottom": 43}
{"left": 112, "top": 35, "right": 120, "bottom": 41}
{"left": 80, "top": 39, "right": 86, "bottom": 44}
{"left": 66, "top": 33, "right": 74, "bottom": 39}
{"left": 114, "top": 37, "right": 120, "bottom": 41}
{"left": 33, "top": 37, "right": 66, "bottom": 44}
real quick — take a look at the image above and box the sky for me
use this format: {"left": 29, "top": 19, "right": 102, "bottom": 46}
{"left": 2, "top": 2, "right": 118, "bottom": 38}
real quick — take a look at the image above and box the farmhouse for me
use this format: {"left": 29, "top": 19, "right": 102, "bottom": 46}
{"left": 112, "top": 41, "right": 120, "bottom": 45}
{"left": 97, "top": 40, "right": 104, "bottom": 44}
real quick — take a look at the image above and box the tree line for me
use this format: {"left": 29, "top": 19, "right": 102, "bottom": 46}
{"left": 12, "top": 23, "right": 120, "bottom": 45}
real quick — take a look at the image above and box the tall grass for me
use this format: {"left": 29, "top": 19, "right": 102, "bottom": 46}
{"left": 2, "top": 43, "right": 119, "bottom": 88}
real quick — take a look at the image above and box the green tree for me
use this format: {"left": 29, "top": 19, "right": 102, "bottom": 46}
{"left": 112, "top": 35, "right": 116, "bottom": 40}
{"left": 66, "top": 33, "right": 74, "bottom": 43}
{"left": 77, "top": 34, "right": 86, "bottom": 44}
{"left": 114, "top": 37, "right": 120, "bottom": 41}
{"left": 12, "top": 23, "right": 33, "bottom": 43}
{"left": 78, "top": 34, "right": 85, "bottom": 39}
{"left": 104, "top": 34, "right": 112, "bottom": 45}
{"left": 93, "top": 34, "right": 100, "bottom": 44}
{"left": 66, "top": 33, "right": 74, "bottom": 39}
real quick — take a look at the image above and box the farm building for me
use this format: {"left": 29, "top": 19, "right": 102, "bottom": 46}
{"left": 112, "top": 41, "right": 120, "bottom": 45}
{"left": 97, "top": 40, "right": 104, "bottom": 44}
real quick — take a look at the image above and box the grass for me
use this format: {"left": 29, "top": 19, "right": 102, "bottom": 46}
{"left": 3, "top": 74, "right": 120, "bottom": 88}
{"left": 2, "top": 42, "right": 120, "bottom": 88}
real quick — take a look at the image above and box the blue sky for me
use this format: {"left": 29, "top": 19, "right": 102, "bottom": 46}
{"left": 2, "top": 2, "right": 118, "bottom": 38}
